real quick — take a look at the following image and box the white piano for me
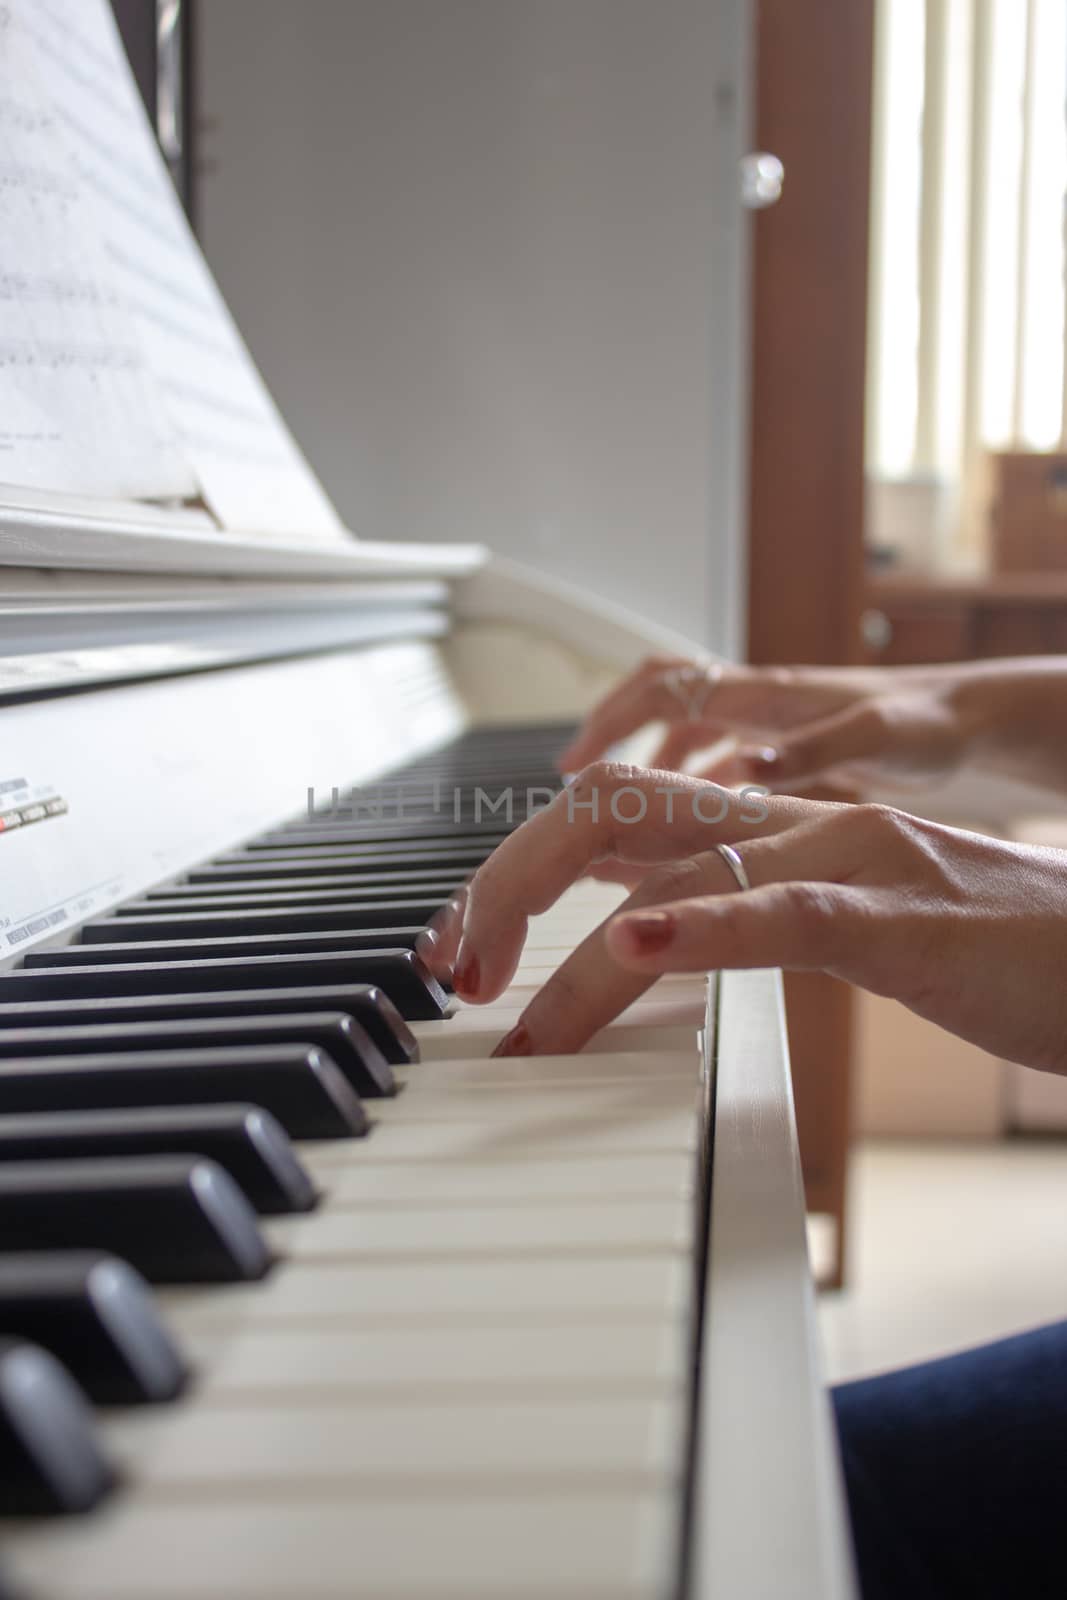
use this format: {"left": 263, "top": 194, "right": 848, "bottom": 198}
{"left": 0, "top": 0, "right": 854, "bottom": 1591}
{"left": 0, "top": 531, "right": 854, "bottom": 1600}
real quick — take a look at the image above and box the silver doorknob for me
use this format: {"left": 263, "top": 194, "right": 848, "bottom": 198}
{"left": 860, "top": 609, "right": 894, "bottom": 653}
{"left": 740, "top": 152, "right": 785, "bottom": 209}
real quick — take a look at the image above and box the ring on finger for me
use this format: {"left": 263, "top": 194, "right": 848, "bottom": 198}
{"left": 714, "top": 842, "right": 750, "bottom": 893}
{"left": 662, "top": 660, "right": 724, "bottom": 723}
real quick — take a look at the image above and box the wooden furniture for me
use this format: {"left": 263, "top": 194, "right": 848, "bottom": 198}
{"left": 862, "top": 573, "right": 1067, "bottom": 664}
{"left": 988, "top": 451, "right": 1067, "bottom": 574}
{"left": 747, "top": 0, "right": 875, "bottom": 1289}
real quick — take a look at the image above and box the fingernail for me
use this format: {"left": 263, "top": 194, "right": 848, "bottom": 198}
{"left": 491, "top": 1023, "right": 531, "bottom": 1058}
{"left": 453, "top": 949, "right": 480, "bottom": 997}
{"left": 436, "top": 898, "right": 461, "bottom": 931}
{"left": 414, "top": 930, "right": 441, "bottom": 968}
{"left": 620, "top": 910, "right": 676, "bottom": 951}
{"left": 743, "top": 745, "right": 780, "bottom": 773}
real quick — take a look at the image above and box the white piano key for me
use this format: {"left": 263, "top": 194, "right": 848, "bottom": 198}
{"left": 10, "top": 1488, "right": 679, "bottom": 1599}
{"left": 414, "top": 1021, "right": 702, "bottom": 1061}
{"left": 265, "top": 1195, "right": 693, "bottom": 1261}
{"left": 370, "top": 1078, "right": 696, "bottom": 1123}
{"left": 104, "top": 1393, "right": 685, "bottom": 1488}
{"left": 332, "top": 1111, "right": 697, "bottom": 1162}
{"left": 582, "top": 1023, "right": 703, "bottom": 1056}
{"left": 346, "top": 1114, "right": 697, "bottom": 1175}
{"left": 393, "top": 1066, "right": 697, "bottom": 1102}
{"left": 165, "top": 1253, "right": 691, "bottom": 1328}
{"left": 180, "top": 1319, "right": 690, "bottom": 1397}
{"left": 303, "top": 1150, "right": 697, "bottom": 1204}
{"left": 1, "top": 796, "right": 710, "bottom": 1600}
{"left": 511, "top": 947, "right": 703, "bottom": 972}
{"left": 398, "top": 1048, "right": 697, "bottom": 1087}
{"left": 412, "top": 988, "right": 709, "bottom": 1056}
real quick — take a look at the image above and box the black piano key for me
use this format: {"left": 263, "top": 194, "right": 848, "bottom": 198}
{"left": 291, "top": 809, "right": 530, "bottom": 828}
{"left": 0, "top": 1252, "right": 188, "bottom": 1405}
{"left": 0, "top": 1013, "right": 395, "bottom": 1100}
{"left": 379, "top": 766, "right": 562, "bottom": 785}
{"left": 251, "top": 825, "right": 510, "bottom": 850}
{"left": 141, "top": 868, "right": 464, "bottom": 898}
{"left": 0, "top": 1156, "right": 272, "bottom": 1284}
{"left": 126, "top": 883, "right": 454, "bottom": 910}
{"left": 0, "top": 951, "right": 447, "bottom": 1019}
{"left": 191, "top": 844, "right": 490, "bottom": 878}
{"left": 0, "top": 1106, "right": 317, "bottom": 1215}
{"left": 0, "top": 983, "right": 419, "bottom": 1066}
{"left": 310, "top": 771, "right": 561, "bottom": 793}
{"left": 0, "top": 1047, "right": 368, "bottom": 1140}
{"left": 243, "top": 832, "right": 508, "bottom": 857}
{"left": 73, "top": 924, "right": 423, "bottom": 954}
{"left": 0, "top": 1338, "right": 115, "bottom": 1515}
{"left": 53, "top": 903, "right": 446, "bottom": 940}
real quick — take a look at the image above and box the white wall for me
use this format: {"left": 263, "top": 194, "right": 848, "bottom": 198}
{"left": 196, "top": 0, "right": 750, "bottom": 650}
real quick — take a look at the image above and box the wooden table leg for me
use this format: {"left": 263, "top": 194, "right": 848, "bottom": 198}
{"left": 784, "top": 970, "right": 853, "bottom": 1290}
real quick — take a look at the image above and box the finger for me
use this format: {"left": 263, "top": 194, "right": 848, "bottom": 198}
{"left": 737, "top": 703, "right": 893, "bottom": 791}
{"left": 606, "top": 880, "right": 858, "bottom": 974}
{"left": 415, "top": 884, "right": 467, "bottom": 981}
{"left": 561, "top": 662, "right": 880, "bottom": 775}
{"left": 698, "top": 743, "right": 855, "bottom": 801}
{"left": 690, "top": 665, "right": 879, "bottom": 732}
{"left": 649, "top": 722, "right": 720, "bottom": 773}
{"left": 453, "top": 765, "right": 818, "bottom": 1002}
{"left": 567, "top": 664, "right": 779, "bottom": 773}
{"left": 557, "top": 658, "right": 694, "bottom": 772}
{"left": 490, "top": 814, "right": 859, "bottom": 1052}
{"left": 584, "top": 859, "right": 649, "bottom": 888}
{"left": 694, "top": 746, "right": 765, "bottom": 787}
{"left": 490, "top": 854, "right": 739, "bottom": 1056}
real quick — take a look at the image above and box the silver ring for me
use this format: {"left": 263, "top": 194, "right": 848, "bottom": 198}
{"left": 662, "top": 660, "right": 724, "bottom": 723}
{"left": 715, "top": 842, "right": 750, "bottom": 893}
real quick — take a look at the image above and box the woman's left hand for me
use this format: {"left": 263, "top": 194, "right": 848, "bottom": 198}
{"left": 419, "top": 762, "right": 1067, "bottom": 1074}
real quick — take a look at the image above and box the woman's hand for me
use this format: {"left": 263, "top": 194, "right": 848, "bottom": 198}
{"left": 557, "top": 656, "right": 970, "bottom": 793}
{"left": 420, "top": 762, "right": 1067, "bottom": 1076}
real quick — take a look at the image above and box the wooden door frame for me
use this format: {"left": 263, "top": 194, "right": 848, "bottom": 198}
{"left": 746, "top": 0, "right": 875, "bottom": 1286}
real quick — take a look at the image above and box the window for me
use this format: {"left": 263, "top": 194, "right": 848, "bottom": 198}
{"left": 866, "top": 0, "right": 1067, "bottom": 567}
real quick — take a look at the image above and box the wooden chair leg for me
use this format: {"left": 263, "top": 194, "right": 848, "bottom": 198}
{"left": 784, "top": 969, "right": 853, "bottom": 1291}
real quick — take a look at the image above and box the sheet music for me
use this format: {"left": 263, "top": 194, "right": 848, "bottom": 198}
{"left": 0, "top": 2, "right": 195, "bottom": 500}
{"left": 22, "top": 0, "right": 349, "bottom": 542}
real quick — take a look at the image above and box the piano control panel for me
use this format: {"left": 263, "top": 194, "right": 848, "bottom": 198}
{"left": 0, "top": 640, "right": 464, "bottom": 968}
{"left": 0, "top": 778, "right": 68, "bottom": 838}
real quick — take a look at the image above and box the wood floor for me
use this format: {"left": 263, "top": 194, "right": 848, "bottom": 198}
{"left": 815, "top": 1138, "right": 1067, "bottom": 1385}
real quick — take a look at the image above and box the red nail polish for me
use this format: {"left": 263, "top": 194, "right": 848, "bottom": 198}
{"left": 746, "top": 745, "right": 780, "bottom": 773}
{"left": 623, "top": 911, "right": 676, "bottom": 952}
{"left": 491, "top": 1023, "right": 531, "bottom": 1058}
{"left": 454, "top": 950, "right": 480, "bottom": 996}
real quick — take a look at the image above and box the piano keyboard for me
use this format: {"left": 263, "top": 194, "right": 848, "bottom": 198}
{"left": 0, "top": 722, "right": 711, "bottom": 1600}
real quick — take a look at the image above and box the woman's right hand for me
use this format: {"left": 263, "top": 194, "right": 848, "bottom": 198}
{"left": 557, "top": 656, "right": 971, "bottom": 794}
{"left": 420, "top": 763, "right": 1067, "bottom": 1075}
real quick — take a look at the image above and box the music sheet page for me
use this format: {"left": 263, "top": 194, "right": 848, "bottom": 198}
{"left": 11, "top": 0, "right": 350, "bottom": 541}
{"left": 0, "top": 3, "right": 194, "bottom": 500}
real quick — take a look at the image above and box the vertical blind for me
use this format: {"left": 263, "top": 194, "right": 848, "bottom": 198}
{"left": 866, "top": 0, "right": 1067, "bottom": 553}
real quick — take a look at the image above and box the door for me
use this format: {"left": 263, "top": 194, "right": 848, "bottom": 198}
{"left": 746, "top": 0, "right": 875, "bottom": 1287}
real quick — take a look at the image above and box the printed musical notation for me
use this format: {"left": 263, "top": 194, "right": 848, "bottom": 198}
{"left": 0, "top": 2, "right": 194, "bottom": 498}
{"left": 0, "top": 0, "right": 350, "bottom": 542}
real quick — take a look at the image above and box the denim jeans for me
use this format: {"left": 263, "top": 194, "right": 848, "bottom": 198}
{"left": 833, "top": 1318, "right": 1067, "bottom": 1599}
